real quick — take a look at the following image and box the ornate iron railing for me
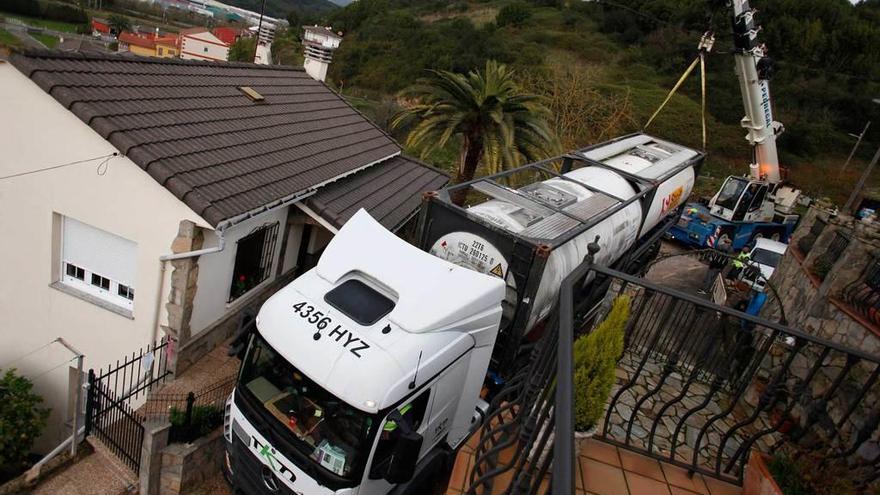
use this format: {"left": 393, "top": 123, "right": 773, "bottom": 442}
{"left": 461, "top": 260, "right": 880, "bottom": 493}
{"left": 595, "top": 264, "right": 880, "bottom": 487}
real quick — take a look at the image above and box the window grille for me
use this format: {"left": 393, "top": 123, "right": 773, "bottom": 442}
{"left": 812, "top": 231, "right": 849, "bottom": 281}
{"left": 842, "top": 257, "right": 880, "bottom": 328}
{"left": 229, "top": 222, "right": 280, "bottom": 302}
{"left": 797, "top": 217, "right": 826, "bottom": 255}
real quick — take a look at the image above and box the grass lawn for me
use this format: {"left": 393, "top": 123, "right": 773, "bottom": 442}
{"left": 32, "top": 32, "right": 58, "bottom": 48}
{"left": 0, "top": 27, "right": 22, "bottom": 48}
{"left": 0, "top": 12, "right": 81, "bottom": 33}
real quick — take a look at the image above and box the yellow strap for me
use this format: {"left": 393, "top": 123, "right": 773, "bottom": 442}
{"left": 700, "top": 52, "right": 707, "bottom": 151}
{"left": 644, "top": 56, "right": 701, "bottom": 131}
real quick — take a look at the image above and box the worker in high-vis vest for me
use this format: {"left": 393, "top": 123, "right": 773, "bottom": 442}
{"left": 382, "top": 402, "right": 414, "bottom": 437}
{"left": 730, "top": 245, "right": 751, "bottom": 279}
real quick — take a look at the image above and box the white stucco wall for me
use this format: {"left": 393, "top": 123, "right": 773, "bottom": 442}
{"left": 0, "top": 62, "right": 210, "bottom": 451}
{"left": 180, "top": 32, "right": 230, "bottom": 62}
{"left": 189, "top": 207, "right": 289, "bottom": 335}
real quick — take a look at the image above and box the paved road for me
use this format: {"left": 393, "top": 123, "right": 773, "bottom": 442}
{"left": 1, "top": 20, "right": 112, "bottom": 49}
{"left": 1, "top": 23, "right": 47, "bottom": 49}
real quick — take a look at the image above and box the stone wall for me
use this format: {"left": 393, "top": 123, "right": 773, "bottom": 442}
{"left": 173, "top": 269, "right": 297, "bottom": 375}
{"left": 758, "top": 206, "right": 880, "bottom": 473}
{"left": 158, "top": 428, "right": 225, "bottom": 495}
{"left": 761, "top": 206, "right": 880, "bottom": 351}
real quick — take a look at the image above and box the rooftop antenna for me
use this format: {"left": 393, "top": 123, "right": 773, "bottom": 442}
{"left": 409, "top": 350, "right": 423, "bottom": 389}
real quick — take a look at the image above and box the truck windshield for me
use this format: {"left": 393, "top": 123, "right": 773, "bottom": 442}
{"left": 239, "top": 334, "right": 375, "bottom": 481}
{"left": 751, "top": 248, "right": 782, "bottom": 268}
{"left": 715, "top": 177, "right": 748, "bottom": 211}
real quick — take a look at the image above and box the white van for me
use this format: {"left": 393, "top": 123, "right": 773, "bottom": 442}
{"left": 740, "top": 238, "right": 788, "bottom": 292}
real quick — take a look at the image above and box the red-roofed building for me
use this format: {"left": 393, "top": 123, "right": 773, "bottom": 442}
{"left": 117, "top": 31, "right": 179, "bottom": 58}
{"left": 91, "top": 18, "right": 110, "bottom": 35}
{"left": 211, "top": 26, "right": 245, "bottom": 45}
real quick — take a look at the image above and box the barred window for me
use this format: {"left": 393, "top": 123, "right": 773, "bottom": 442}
{"left": 229, "top": 222, "right": 280, "bottom": 302}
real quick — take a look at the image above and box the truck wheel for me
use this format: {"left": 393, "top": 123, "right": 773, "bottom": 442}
{"left": 770, "top": 232, "right": 781, "bottom": 242}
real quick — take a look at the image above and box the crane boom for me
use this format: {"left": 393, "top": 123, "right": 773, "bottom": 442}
{"left": 666, "top": 0, "right": 801, "bottom": 250}
{"left": 731, "top": 0, "right": 783, "bottom": 184}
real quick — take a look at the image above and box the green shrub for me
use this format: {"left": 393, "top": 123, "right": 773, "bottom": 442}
{"left": 169, "top": 404, "right": 223, "bottom": 442}
{"left": 496, "top": 2, "right": 531, "bottom": 28}
{"left": 573, "top": 296, "right": 629, "bottom": 431}
{"left": 0, "top": 369, "right": 50, "bottom": 482}
{"left": 767, "top": 452, "right": 859, "bottom": 495}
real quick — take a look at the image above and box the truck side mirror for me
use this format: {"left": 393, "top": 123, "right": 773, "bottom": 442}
{"left": 384, "top": 430, "right": 423, "bottom": 484}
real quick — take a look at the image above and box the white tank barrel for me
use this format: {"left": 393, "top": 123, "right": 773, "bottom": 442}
{"left": 424, "top": 134, "right": 700, "bottom": 332}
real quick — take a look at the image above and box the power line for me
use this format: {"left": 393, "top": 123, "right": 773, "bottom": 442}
{"left": 0, "top": 339, "right": 59, "bottom": 371}
{"left": 0, "top": 152, "right": 119, "bottom": 182}
{"left": 25, "top": 357, "right": 77, "bottom": 381}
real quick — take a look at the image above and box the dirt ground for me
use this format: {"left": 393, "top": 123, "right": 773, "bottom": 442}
{"left": 645, "top": 240, "right": 708, "bottom": 293}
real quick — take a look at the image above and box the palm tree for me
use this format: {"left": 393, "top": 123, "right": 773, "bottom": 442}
{"left": 393, "top": 61, "right": 558, "bottom": 204}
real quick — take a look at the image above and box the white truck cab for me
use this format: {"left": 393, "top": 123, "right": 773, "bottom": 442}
{"left": 224, "top": 210, "right": 505, "bottom": 495}
{"left": 739, "top": 238, "right": 787, "bottom": 292}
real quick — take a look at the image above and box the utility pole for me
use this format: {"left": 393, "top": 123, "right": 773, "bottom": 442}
{"left": 844, "top": 99, "right": 880, "bottom": 214}
{"left": 843, "top": 143, "right": 880, "bottom": 214}
{"left": 839, "top": 120, "right": 871, "bottom": 176}
{"left": 253, "top": 0, "right": 267, "bottom": 63}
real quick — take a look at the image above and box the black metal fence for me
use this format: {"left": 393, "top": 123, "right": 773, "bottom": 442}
{"left": 461, "top": 260, "right": 880, "bottom": 493}
{"left": 797, "top": 216, "right": 827, "bottom": 256}
{"left": 85, "top": 337, "right": 173, "bottom": 474}
{"left": 141, "top": 375, "right": 236, "bottom": 443}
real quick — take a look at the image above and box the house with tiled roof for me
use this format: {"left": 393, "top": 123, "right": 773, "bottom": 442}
{"left": 117, "top": 31, "right": 179, "bottom": 58}
{"left": 0, "top": 51, "right": 447, "bottom": 451}
{"left": 179, "top": 28, "right": 229, "bottom": 62}
{"left": 212, "top": 26, "right": 247, "bottom": 46}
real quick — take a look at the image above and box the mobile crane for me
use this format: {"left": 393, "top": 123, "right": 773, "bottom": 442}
{"left": 667, "top": 0, "right": 801, "bottom": 250}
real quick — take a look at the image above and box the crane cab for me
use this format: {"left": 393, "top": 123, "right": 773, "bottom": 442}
{"left": 709, "top": 176, "right": 773, "bottom": 223}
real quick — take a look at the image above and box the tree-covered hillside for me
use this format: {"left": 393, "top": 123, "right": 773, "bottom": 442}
{"left": 221, "top": 0, "right": 337, "bottom": 20}
{"left": 316, "top": 0, "right": 880, "bottom": 204}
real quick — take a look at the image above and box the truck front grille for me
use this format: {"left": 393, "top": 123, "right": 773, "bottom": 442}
{"left": 231, "top": 436, "right": 297, "bottom": 495}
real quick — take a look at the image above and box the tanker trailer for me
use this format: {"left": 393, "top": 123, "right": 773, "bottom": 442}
{"left": 417, "top": 133, "right": 703, "bottom": 372}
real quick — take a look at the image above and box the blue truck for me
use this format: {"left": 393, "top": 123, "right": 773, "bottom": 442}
{"left": 666, "top": 200, "right": 798, "bottom": 250}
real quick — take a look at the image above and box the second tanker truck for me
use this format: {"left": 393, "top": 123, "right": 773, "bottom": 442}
{"left": 222, "top": 133, "right": 704, "bottom": 495}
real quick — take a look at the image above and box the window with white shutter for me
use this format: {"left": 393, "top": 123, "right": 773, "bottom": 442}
{"left": 60, "top": 216, "right": 137, "bottom": 310}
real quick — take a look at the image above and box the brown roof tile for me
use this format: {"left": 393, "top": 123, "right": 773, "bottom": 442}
{"left": 10, "top": 50, "right": 401, "bottom": 226}
{"left": 304, "top": 155, "right": 449, "bottom": 231}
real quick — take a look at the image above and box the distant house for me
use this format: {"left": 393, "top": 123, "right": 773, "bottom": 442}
{"left": 117, "top": 31, "right": 179, "bottom": 58}
{"left": 0, "top": 51, "right": 447, "bottom": 452}
{"left": 212, "top": 26, "right": 246, "bottom": 45}
{"left": 91, "top": 18, "right": 111, "bottom": 36}
{"left": 179, "top": 28, "right": 229, "bottom": 62}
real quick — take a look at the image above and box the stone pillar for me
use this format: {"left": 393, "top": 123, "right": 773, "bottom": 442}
{"left": 165, "top": 220, "right": 204, "bottom": 368}
{"left": 140, "top": 421, "right": 171, "bottom": 495}
{"left": 791, "top": 205, "right": 820, "bottom": 241}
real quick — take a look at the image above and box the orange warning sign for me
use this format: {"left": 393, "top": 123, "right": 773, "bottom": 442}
{"left": 489, "top": 264, "right": 504, "bottom": 278}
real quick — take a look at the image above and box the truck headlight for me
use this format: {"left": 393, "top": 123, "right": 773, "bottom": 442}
{"left": 223, "top": 393, "right": 233, "bottom": 443}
